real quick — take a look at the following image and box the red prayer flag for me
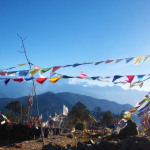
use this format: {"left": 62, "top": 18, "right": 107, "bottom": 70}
{"left": 51, "top": 66, "right": 62, "bottom": 74}
{"left": 125, "top": 75, "right": 135, "bottom": 83}
{"left": 34, "top": 65, "right": 41, "bottom": 69}
{"left": 12, "top": 78, "right": 23, "bottom": 83}
{"left": 105, "top": 59, "right": 114, "bottom": 64}
{"left": 28, "top": 94, "right": 32, "bottom": 106}
{"left": 36, "top": 78, "right": 47, "bottom": 84}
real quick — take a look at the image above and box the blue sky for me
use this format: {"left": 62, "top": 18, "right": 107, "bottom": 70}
{"left": 1, "top": 0, "right": 150, "bottom": 92}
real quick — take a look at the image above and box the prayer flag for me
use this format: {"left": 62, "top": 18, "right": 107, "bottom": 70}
{"left": 134, "top": 56, "right": 144, "bottom": 65}
{"left": 139, "top": 82, "right": 143, "bottom": 88}
{"left": 72, "top": 63, "right": 82, "bottom": 67}
{"left": 63, "top": 65, "right": 73, "bottom": 68}
{"left": 12, "top": 78, "right": 23, "bottom": 83}
{"left": 51, "top": 66, "right": 62, "bottom": 74}
{"left": 137, "top": 75, "right": 145, "bottom": 81}
{"left": 83, "top": 62, "right": 94, "bottom": 64}
{"left": 125, "top": 57, "right": 134, "bottom": 64}
{"left": 34, "top": 65, "right": 41, "bottom": 69}
{"left": 7, "top": 71, "right": 17, "bottom": 76}
{"left": 63, "top": 105, "right": 68, "bottom": 116}
{"left": 115, "top": 58, "right": 124, "bottom": 63}
{"left": 91, "top": 76, "right": 100, "bottom": 80}
{"left": 36, "top": 78, "right": 47, "bottom": 84}
{"left": 40, "top": 67, "right": 51, "bottom": 74}
{"left": 105, "top": 59, "right": 114, "bottom": 64}
{"left": 18, "top": 63, "right": 27, "bottom": 66}
{"left": 19, "top": 70, "right": 29, "bottom": 77}
{"left": 112, "top": 75, "right": 123, "bottom": 82}
{"left": 76, "top": 72, "right": 89, "bottom": 79}
{"left": 27, "top": 94, "right": 32, "bottom": 106}
{"left": 50, "top": 72, "right": 56, "bottom": 78}
{"left": 143, "top": 55, "right": 150, "bottom": 63}
{"left": 130, "top": 82, "right": 142, "bottom": 88}
{"left": 101, "top": 77, "right": 110, "bottom": 82}
{"left": 4, "top": 79, "right": 10, "bottom": 86}
{"left": 24, "top": 77, "right": 34, "bottom": 81}
{"left": 29, "top": 69, "right": 40, "bottom": 76}
{"left": 49, "top": 78, "right": 60, "bottom": 84}
{"left": 125, "top": 75, "right": 135, "bottom": 83}
{"left": 0, "top": 72, "right": 6, "bottom": 77}
{"left": 95, "top": 61, "right": 104, "bottom": 65}
{"left": 62, "top": 75, "right": 75, "bottom": 78}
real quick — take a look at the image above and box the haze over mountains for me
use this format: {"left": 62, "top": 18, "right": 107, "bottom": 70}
{"left": 0, "top": 78, "right": 148, "bottom": 106}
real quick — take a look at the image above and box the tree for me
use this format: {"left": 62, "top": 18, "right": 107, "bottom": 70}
{"left": 101, "top": 110, "right": 115, "bottom": 126}
{"left": 5, "top": 100, "right": 26, "bottom": 117}
{"left": 68, "top": 102, "right": 93, "bottom": 130}
{"left": 93, "top": 106, "right": 102, "bottom": 121}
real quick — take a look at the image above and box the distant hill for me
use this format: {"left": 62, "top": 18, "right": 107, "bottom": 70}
{"left": 0, "top": 91, "right": 133, "bottom": 117}
{"left": 56, "top": 92, "right": 133, "bottom": 114}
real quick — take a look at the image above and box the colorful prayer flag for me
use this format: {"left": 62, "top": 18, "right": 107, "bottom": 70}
{"left": 72, "top": 63, "right": 82, "bottom": 67}
{"left": 29, "top": 69, "right": 40, "bottom": 76}
{"left": 19, "top": 70, "right": 29, "bottom": 77}
{"left": 4, "top": 79, "right": 10, "bottom": 86}
{"left": 125, "top": 57, "right": 134, "bottom": 64}
{"left": 36, "top": 78, "right": 47, "bottom": 84}
{"left": 12, "top": 78, "right": 23, "bottom": 83}
{"left": 51, "top": 66, "right": 62, "bottom": 74}
{"left": 134, "top": 56, "right": 144, "bottom": 65}
{"left": 137, "top": 75, "right": 145, "bottom": 81}
{"left": 95, "top": 61, "right": 104, "bottom": 65}
{"left": 49, "top": 78, "right": 60, "bottom": 84}
{"left": 115, "top": 58, "right": 124, "bottom": 63}
{"left": 101, "top": 77, "right": 110, "bottom": 82}
{"left": 112, "top": 75, "right": 123, "bottom": 82}
{"left": 125, "top": 75, "right": 135, "bottom": 83}
{"left": 18, "top": 63, "right": 27, "bottom": 66}
{"left": 143, "top": 55, "right": 150, "bottom": 63}
{"left": 40, "top": 67, "right": 51, "bottom": 74}
{"left": 105, "top": 59, "right": 114, "bottom": 64}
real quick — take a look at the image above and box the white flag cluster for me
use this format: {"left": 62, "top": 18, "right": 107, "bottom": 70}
{"left": 63, "top": 105, "right": 68, "bottom": 116}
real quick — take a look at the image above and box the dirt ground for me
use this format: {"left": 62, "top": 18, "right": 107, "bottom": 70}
{"left": 0, "top": 131, "right": 104, "bottom": 150}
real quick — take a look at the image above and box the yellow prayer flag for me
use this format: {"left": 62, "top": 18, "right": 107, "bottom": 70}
{"left": 49, "top": 78, "right": 60, "bottom": 84}
{"left": 101, "top": 77, "right": 109, "bottom": 82}
{"left": 18, "top": 63, "right": 27, "bottom": 66}
{"left": 29, "top": 69, "right": 40, "bottom": 76}
{"left": 134, "top": 56, "right": 144, "bottom": 65}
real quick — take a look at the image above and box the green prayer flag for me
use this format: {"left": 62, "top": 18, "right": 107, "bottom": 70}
{"left": 40, "top": 67, "right": 51, "bottom": 74}
{"left": 95, "top": 61, "right": 104, "bottom": 65}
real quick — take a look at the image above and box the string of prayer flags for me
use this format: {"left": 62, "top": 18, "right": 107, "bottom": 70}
{"left": 40, "top": 67, "right": 51, "bottom": 74}
{"left": 12, "top": 78, "right": 23, "bottom": 83}
{"left": 29, "top": 69, "right": 40, "bottom": 76}
{"left": 143, "top": 55, "right": 150, "bottom": 63}
{"left": 105, "top": 59, "right": 114, "bottom": 64}
{"left": 36, "top": 78, "right": 47, "bottom": 84}
{"left": 49, "top": 78, "right": 60, "bottom": 84}
{"left": 134, "top": 56, "right": 144, "bottom": 65}
{"left": 125, "top": 57, "right": 134, "bottom": 64}
{"left": 126, "top": 75, "right": 135, "bottom": 83}
{"left": 123, "top": 111, "right": 131, "bottom": 119}
{"left": 51, "top": 66, "right": 62, "bottom": 74}
{"left": 112, "top": 75, "right": 123, "bottom": 82}
{"left": 95, "top": 61, "right": 104, "bottom": 65}
{"left": 4, "top": 79, "right": 10, "bottom": 86}
{"left": 19, "top": 70, "right": 29, "bottom": 77}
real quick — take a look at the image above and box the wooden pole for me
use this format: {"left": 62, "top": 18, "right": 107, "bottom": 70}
{"left": 17, "top": 34, "right": 45, "bottom": 146}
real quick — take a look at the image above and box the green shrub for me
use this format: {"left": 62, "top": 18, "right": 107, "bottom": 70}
{"left": 75, "top": 122, "right": 86, "bottom": 130}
